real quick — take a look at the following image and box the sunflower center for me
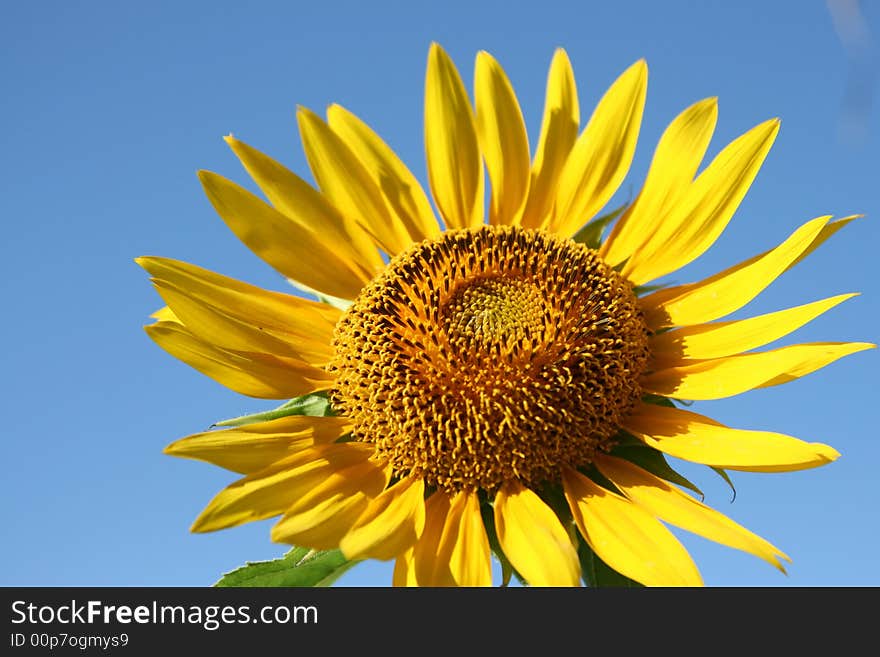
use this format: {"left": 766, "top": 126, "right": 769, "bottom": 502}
{"left": 329, "top": 225, "right": 649, "bottom": 492}
{"left": 444, "top": 277, "right": 546, "bottom": 350}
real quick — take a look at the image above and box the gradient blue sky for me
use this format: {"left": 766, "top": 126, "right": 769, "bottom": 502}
{"left": 2, "top": 0, "right": 877, "bottom": 586}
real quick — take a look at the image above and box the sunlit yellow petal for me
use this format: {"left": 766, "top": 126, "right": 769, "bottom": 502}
{"left": 340, "top": 477, "right": 426, "bottom": 561}
{"left": 191, "top": 444, "right": 373, "bottom": 532}
{"left": 562, "top": 467, "right": 702, "bottom": 586}
{"left": 624, "top": 118, "right": 780, "bottom": 285}
{"left": 650, "top": 294, "right": 858, "bottom": 364}
{"left": 785, "top": 214, "right": 861, "bottom": 271}
{"left": 624, "top": 402, "right": 841, "bottom": 472}
{"left": 642, "top": 341, "right": 874, "bottom": 400}
{"left": 475, "top": 51, "right": 530, "bottom": 226}
{"left": 144, "top": 321, "right": 332, "bottom": 399}
{"left": 271, "top": 460, "right": 390, "bottom": 549}
{"left": 424, "top": 43, "right": 484, "bottom": 230}
{"left": 519, "top": 48, "right": 579, "bottom": 230}
{"left": 494, "top": 482, "right": 580, "bottom": 586}
{"left": 298, "top": 107, "right": 410, "bottom": 256}
{"left": 136, "top": 256, "right": 339, "bottom": 349}
{"left": 601, "top": 98, "right": 717, "bottom": 266}
{"left": 411, "top": 492, "right": 454, "bottom": 586}
{"left": 595, "top": 455, "right": 790, "bottom": 570}
{"left": 447, "top": 490, "right": 493, "bottom": 587}
{"left": 393, "top": 548, "right": 417, "bottom": 587}
{"left": 550, "top": 60, "right": 647, "bottom": 238}
{"left": 412, "top": 491, "right": 492, "bottom": 586}
{"left": 149, "top": 279, "right": 317, "bottom": 362}
{"left": 224, "top": 135, "right": 384, "bottom": 275}
{"left": 150, "top": 305, "right": 178, "bottom": 322}
{"left": 326, "top": 104, "right": 441, "bottom": 243}
{"left": 164, "top": 415, "right": 351, "bottom": 475}
{"left": 758, "top": 341, "right": 876, "bottom": 387}
{"left": 198, "top": 171, "right": 368, "bottom": 300}
{"left": 641, "top": 216, "right": 828, "bottom": 328}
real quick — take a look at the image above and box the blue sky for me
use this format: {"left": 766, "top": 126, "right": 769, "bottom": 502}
{"left": 1, "top": 0, "right": 877, "bottom": 586}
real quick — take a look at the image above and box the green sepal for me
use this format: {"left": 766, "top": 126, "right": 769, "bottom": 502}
{"left": 710, "top": 466, "right": 737, "bottom": 502}
{"left": 641, "top": 393, "right": 677, "bottom": 408}
{"left": 213, "top": 391, "right": 335, "bottom": 428}
{"left": 572, "top": 203, "right": 627, "bottom": 249}
{"left": 577, "top": 539, "right": 642, "bottom": 588}
{"left": 632, "top": 282, "right": 673, "bottom": 296}
{"left": 214, "top": 547, "right": 358, "bottom": 587}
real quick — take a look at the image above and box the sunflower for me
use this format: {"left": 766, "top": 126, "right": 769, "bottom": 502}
{"left": 138, "top": 44, "right": 873, "bottom": 587}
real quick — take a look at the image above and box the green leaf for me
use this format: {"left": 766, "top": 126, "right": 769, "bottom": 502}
{"left": 213, "top": 392, "right": 335, "bottom": 428}
{"left": 214, "top": 547, "right": 359, "bottom": 587}
{"left": 641, "top": 393, "right": 678, "bottom": 408}
{"left": 577, "top": 540, "right": 642, "bottom": 588}
{"left": 572, "top": 203, "right": 628, "bottom": 248}
{"left": 710, "top": 466, "right": 737, "bottom": 502}
{"left": 610, "top": 443, "right": 704, "bottom": 499}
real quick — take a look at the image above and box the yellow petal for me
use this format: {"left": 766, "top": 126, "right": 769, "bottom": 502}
{"left": 191, "top": 444, "right": 374, "bottom": 532}
{"left": 393, "top": 548, "right": 417, "bottom": 587}
{"left": 642, "top": 341, "right": 874, "bottom": 400}
{"left": 549, "top": 60, "right": 647, "bottom": 238}
{"left": 595, "top": 455, "right": 790, "bottom": 570}
{"left": 424, "top": 43, "right": 484, "bottom": 230}
{"left": 519, "top": 48, "right": 579, "bottom": 230}
{"left": 298, "top": 106, "right": 411, "bottom": 256}
{"left": 224, "top": 135, "right": 384, "bottom": 275}
{"left": 758, "top": 341, "right": 876, "bottom": 388}
{"left": 164, "top": 415, "right": 351, "bottom": 474}
{"left": 650, "top": 294, "right": 858, "bottom": 364}
{"left": 413, "top": 491, "right": 492, "bottom": 586}
{"left": 641, "top": 216, "right": 828, "bottom": 328}
{"left": 270, "top": 460, "right": 390, "bottom": 549}
{"left": 136, "top": 256, "right": 340, "bottom": 345}
{"left": 562, "top": 467, "right": 702, "bottom": 586}
{"left": 494, "top": 482, "right": 581, "bottom": 586}
{"left": 326, "top": 104, "right": 441, "bottom": 243}
{"left": 448, "top": 490, "right": 493, "bottom": 587}
{"left": 150, "top": 305, "right": 178, "bottom": 322}
{"left": 411, "top": 493, "right": 454, "bottom": 586}
{"left": 340, "top": 477, "right": 426, "bottom": 561}
{"left": 198, "top": 170, "right": 368, "bottom": 300}
{"left": 137, "top": 257, "right": 337, "bottom": 366}
{"left": 144, "top": 321, "right": 332, "bottom": 399}
{"left": 623, "top": 118, "right": 780, "bottom": 285}
{"left": 149, "top": 279, "right": 318, "bottom": 362}
{"left": 601, "top": 98, "right": 718, "bottom": 266}
{"left": 474, "top": 51, "right": 530, "bottom": 226}
{"left": 786, "top": 214, "right": 861, "bottom": 271}
{"left": 624, "top": 402, "right": 841, "bottom": 472}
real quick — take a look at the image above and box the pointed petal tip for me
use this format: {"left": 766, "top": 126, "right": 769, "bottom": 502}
{"left": 552, "top": 46, "right": 570, "bottom": 59}
{"left": 428, "top": 42, "right": 446, "bottom": 59}
{"left": 698, "top": 96, "right": 719, "bottom": 111}
{"left": 190, "top": 512, "right": 215, "bottom": 534}
{"left": 296, "top": 105, "right": 319, "bottom": 123}
{"left": 812, "top": 442, "right": 841, "bottom": 463}
{"left": 630, "top": 58, "right": 648, "bottom": 76}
